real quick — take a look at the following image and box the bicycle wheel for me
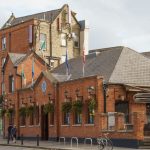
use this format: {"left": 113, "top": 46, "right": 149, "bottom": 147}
{"left": 105, "top": 139, "right": 113, "bottom": 150}
{"left": 97, "top": 141, "right": 104, "bottom": 150}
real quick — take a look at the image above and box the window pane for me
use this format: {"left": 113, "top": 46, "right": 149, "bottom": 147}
{"left": 40, "top": 34, "right": 46, "bottom": 51}
{"left": 2, "top": 37, "right": 6, "bottom": 50}
{"left": 61, "top": 33, "right": 66, "bottom": 47}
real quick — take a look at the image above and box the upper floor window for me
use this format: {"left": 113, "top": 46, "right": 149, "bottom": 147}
{"left": 1, "top": 57, "right": 6, "bottom": 67}
{"left": 9, "top": 75, "right": 14, "bottom": 93}
{"left": 61, "top": 33, "right": 67, "bottom": 47}
{"left": 40, "top": 33, "right": 46, "bottom": 51}
{"left": 74, "top": 34, "right": 79, "bottom": 48}
{"left": 2, "top": 36, "right": 6, "bottom": 50}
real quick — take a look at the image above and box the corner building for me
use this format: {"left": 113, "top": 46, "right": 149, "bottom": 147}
{"left": 2, "top": 46, "right": 150, "bottom": 148}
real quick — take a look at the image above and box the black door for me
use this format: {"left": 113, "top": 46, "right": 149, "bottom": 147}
{"left": 144, "top": 104, "right": 150, "bottom": 136}
{"left": 41, "top": 105, "right": 49, "bottom": 140}
{"left": 115, "top": 101, "right": 129, "bottom": 123}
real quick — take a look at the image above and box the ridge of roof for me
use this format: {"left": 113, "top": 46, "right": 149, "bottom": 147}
{"left": 52, "top": 46, "right": 123, "bottom": 81}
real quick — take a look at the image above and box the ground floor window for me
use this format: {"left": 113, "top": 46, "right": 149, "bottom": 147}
{"left": 35, "top": 106, "right": 39, "bottom": 125}
{"left": 20, "top": 115, "right": 26, "bottom": 126}
{"left": 63, "top": 112, "right": 70, "bottom": 125}
{"left": 49, "top": 113, "right": 54, "bottom": 125}
{"left": 87, "top": 112, "right": 94, "bottom": 124}
{"left": 75, "top": 112, "right": 82, "bottom": 124}
{"left": 29, "top": 112, "right": 34, "bottom": 125}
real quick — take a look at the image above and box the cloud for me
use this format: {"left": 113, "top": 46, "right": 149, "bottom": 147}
{"left": 1, "top": 0, "right": 150, "bottom": 52}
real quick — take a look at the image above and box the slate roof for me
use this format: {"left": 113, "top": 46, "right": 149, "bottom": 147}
{"left": 141, "top": 52, "right": 150, "bottom": 58}
{"left": 52, "top": 46, "right": 150, "bottom": 87}
{"left": 8, "top": 53, "right": 26, "bottom": 66}
{"left": 2, "top": 8, "right": 61, "bottom": 29}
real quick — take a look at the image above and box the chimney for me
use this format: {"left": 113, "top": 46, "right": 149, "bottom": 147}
{"left": 79, "top": 20, "right": 89, "bottom": 55}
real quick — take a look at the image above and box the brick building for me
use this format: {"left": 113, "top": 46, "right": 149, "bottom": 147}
{"left": 1, "top": 46, "right": 150, "bottom": 148}
{"left": 0, "top": 4, "right": 89, "bottom": 95}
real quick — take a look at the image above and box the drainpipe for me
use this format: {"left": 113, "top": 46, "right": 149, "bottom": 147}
{"left": 103, "top": 80, "right": 108, "bottom": 113}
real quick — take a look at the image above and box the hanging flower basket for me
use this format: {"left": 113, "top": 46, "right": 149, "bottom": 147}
{"left": 43, "top": 103, "right": 54, "bottom": 114}
{"left": 72, "top": 100, "right": 83, "bottom": 114}
{"left": 26, "top": 105, "right": 36, "bottom": 116}
{"left": 0, "top": 95, "right": 4, "bottom": 104}
{"left": 62, "top": 101, "right": 72, "bottom": 113}
{"left": 88, "top": 98, "right": 96, "bottom": 114}
{"left": 8, "top": 108, "right": 15, "bottom": 114}
{"left": 0, "top": 109, "right": 6, "bottom": 117}
{"left": 19, "top": 107, "right": 27, "bottom": 116}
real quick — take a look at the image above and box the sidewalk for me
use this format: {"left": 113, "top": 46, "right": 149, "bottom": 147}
{"left": 0, "top": 137, "right": 148, "bottom": 150}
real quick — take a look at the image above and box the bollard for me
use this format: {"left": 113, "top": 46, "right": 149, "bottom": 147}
{"left": 37, "top": 134, "right": 39, "bottom": 146}
{"left": 21, "top": 134, "right": 23, "bottom": 145}
{"left": 7, "top": 134, "right": 9, "bottom": 144}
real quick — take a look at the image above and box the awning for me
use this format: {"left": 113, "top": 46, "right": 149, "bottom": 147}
{"left": 134, "top": 93, "right": 150, "bottom": 103}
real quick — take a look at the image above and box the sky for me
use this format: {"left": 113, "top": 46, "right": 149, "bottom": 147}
{"left": 0, "top": 0, "right": 150, "bottom": 52}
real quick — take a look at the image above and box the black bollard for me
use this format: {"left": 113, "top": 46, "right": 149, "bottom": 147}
{"left": 21, "top": 134, "right": 23, "bottom": 145}
{"left": 37, "top": 134, "right": 39, "bottom": 146}
{"left": 7, "top": 134, "right": 9, "bottom": 144}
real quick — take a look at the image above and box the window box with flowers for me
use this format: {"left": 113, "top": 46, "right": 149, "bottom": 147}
{"left": 43, "top": 102, "right": 55, "bottom": 114}
{"left": 0, "top": 108, "right": 6, "bottom": 117}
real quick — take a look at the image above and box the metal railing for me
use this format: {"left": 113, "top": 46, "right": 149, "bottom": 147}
{"left": 71, "top": 137, "right": 78, "bottom": 147}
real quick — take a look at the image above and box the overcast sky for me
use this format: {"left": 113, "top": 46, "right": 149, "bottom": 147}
{"left": 0, "top": 0, "right": 150, "bottom": 52}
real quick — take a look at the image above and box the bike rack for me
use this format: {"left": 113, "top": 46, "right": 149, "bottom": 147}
{"left": 84, "top": 138, "right": 93, "bottom": 147}
{"left": 59, "top": 137, "right": 66, "bottom": 145}
{"left": 71, "top": 137, "right": 78, "bottom": 147}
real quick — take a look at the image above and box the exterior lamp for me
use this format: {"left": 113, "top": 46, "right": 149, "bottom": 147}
{"left": 64, "top": 90, "right": 72, "bottom": 101}
{"left": 103, "top": 80, "right": 108, "bottom": 113}
{"left": 75, "top": 88, "right": 83, "bottom": 100}
{"left": 29, "top": 96, "right": 35, "bottom": 104}
{"left": 21, "top": 98, "right": 27, "bottom": 106}
{"left": 87, "top": 86, "right": 95, "bottom": 95}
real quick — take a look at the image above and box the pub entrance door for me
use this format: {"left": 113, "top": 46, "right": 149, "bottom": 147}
{"left": 144, "top": 104, "right": 150, "bottom": 136}
{"left": 41, "top": 105, "right": 49, "bottom": 140}
{"left": 115, "top": 101, "right": 129, "bottom": 123}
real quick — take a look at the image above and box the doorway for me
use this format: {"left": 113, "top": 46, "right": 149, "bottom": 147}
{"left": 144, "top": 104, "right": 150, "bottom": 136}
{"left": 115, "top": 101, "right": 129, "bottom": 123}
{"left": 41, "top": 105, "right": 49, "bottom": 140}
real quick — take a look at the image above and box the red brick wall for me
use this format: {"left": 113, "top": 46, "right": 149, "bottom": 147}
{"left": 0, "top": 19, "right": 35, "bottom": 53}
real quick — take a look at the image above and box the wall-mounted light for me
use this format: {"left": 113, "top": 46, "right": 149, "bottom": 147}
{"left": 48, "top": 93, "right": 55, "bottom": 103}
{"left": 64, "top": 90, "right": 72, "bottom": 101}
{"left": 87, "top": 86, "right": 95, "bottom": 95}
{"left": 29, "top": 96, "right": 35, "bottom": 104}
{"left": 9, "top": 99, "right": 15, "bottom": 108}
{"left": 21, "top": 98, "right": 27, "bottom": 106}
{"left": 75, "top": 88, "right": 83, "bottom": 100}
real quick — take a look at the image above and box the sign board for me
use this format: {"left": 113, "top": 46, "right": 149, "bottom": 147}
{"left": 108, "top": 112, "right": 115, "bottom": 130}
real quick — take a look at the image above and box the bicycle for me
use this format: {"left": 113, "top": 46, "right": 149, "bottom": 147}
{"left": 97, "top": 133, "right": 113, "bottom": 150}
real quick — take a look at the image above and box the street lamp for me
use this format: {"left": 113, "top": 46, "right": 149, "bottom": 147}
{"left": 103, "top": 80, "right": 108, "bottom": 113}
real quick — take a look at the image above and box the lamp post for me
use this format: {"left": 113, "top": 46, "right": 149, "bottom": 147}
{"left": 103, "top": 80, "right": 108, "bottom": 113}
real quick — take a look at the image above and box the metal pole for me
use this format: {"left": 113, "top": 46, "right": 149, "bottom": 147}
{"left": 103, "top": 81, "right": 107, "bottom": 113}
{"left": 37, "top": 134, "right": 39, "bottom": 146}
{"left": 21, "top": 134, "right": 23, "bottom": 145}
{"left": 7, "top": 133, "right": 9, "bottom": 144}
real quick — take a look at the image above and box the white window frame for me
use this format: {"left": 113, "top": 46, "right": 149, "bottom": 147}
{"left": 2, "top": 36, "right": 6, "bottom": 50}
{"left": 73, "top": 34, "right": 79, "bottom": 48}
{"left": 40, "top": 33, "right": 47, "bottom": 51}
{"left": 61, "top": 33, "right": 67, "bottom": 47}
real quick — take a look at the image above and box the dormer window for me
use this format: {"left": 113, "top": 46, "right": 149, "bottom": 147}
{"left": 2, "top": 36, "right": 6, "bottom": 50}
